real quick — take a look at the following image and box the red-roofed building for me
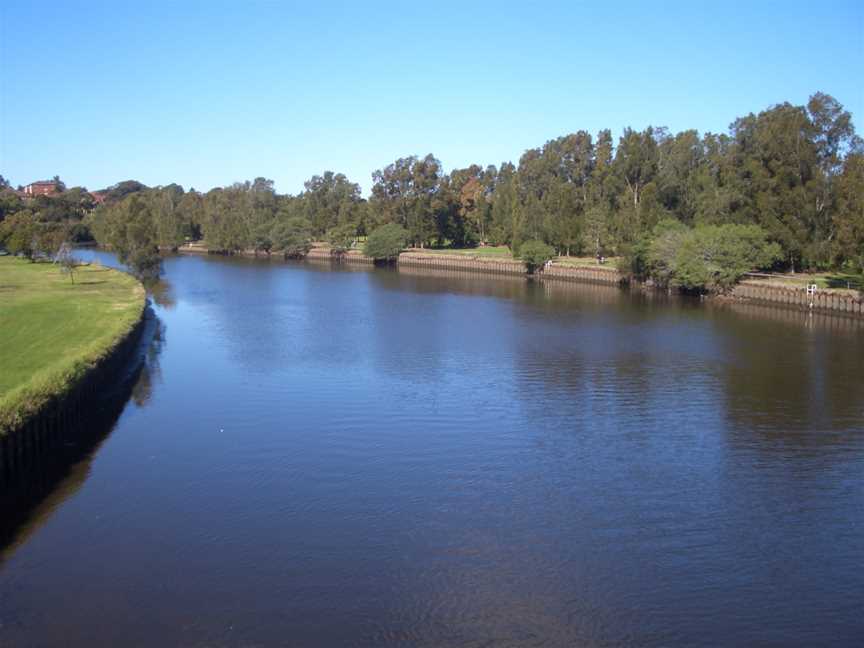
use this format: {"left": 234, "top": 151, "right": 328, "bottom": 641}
{"left": 24, "top": 181, "right": 59, "bottom": 197}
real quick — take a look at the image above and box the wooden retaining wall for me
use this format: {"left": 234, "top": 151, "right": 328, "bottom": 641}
{"left": 178, "top": 244, "right": 862, "bottom": 317}
{"left": 0, "top": 307, "right": 151, "bottom": 489}
{"left": 397, "top": 252, "right": 526, "bottom": 276}
{"left": 733, "top": 281, "right": 863, "bottom": 316}
{"left": 305, "top": 248, "right": 374, "bottom": 264}
{"left": 540, "top": 263, "right": 623, "bottom": 285}
{"left": 311, "top": 249, "right": 625, "bottom": 285}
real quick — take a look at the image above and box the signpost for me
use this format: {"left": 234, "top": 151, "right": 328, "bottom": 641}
{"left": 807, "top": 284, "right": 817, "bottom": 309}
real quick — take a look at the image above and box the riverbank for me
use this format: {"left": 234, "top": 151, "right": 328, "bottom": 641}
{"left": 179, "top": 243, "right": 624, "bottom": 285}
{"left": 0, "top": 258, "right": 146, "bottom": 434}
{"left": 177, "top": 243, "right": 864, "bottom": 315}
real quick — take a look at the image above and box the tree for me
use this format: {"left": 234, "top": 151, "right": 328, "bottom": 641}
{"left": 40, "top": 91, "right": 860, "bottom": 278}
{"left": 149, "top": 187, "right": 185, "bottom": 249}
{"left": 250, "top": 222, "right": 274, "bottom": 256}
{"left": 726, "top": 102, "right": 819, "bottom": 270}
{"left": 519, "top": 240, "right": 555, "bottom": 274}
{"left": 363, "top": 223, "right": 408, "bottom": 262}
{"left": 0, "top": 212, "right": 38, "bottom": 259}
{"left": 103, "top": 194, "right": 162, "bottom": 281}
{"left": 583, "top": 205, "right": 610, "bottom": 260}
{"left": 300, "top": 172, "right": 362, "bottom": 236}
{"left": 646, "top": 219, "right": 690, "bottom": 287}
{"left": 0, "top": 188, "right": 23, "bottom": 222}
{"left": 833, "top": 153, "right": 864, "bottom": 273}
{"left": 672, "top": 224, "right": 781, "bottom": 292}
{"left": 370, "top": 155, "right": 442, "bottom": 247}
{"left": 55, "top": 242, "right": 78, "bottom": 283}
{"left": 489, "top": 163, "right": 518, "bottom": 246}
{"left": 614, "top": 127, "right": 659, "bottom": 222}
{"left": 104, "top": 180, "right": 147, "bottom": 203}
{"left": 271, "top": 216, "right": 312, "bottom": 258}
{"left": 326, "top": 222, "right": 357, "bottom": 256}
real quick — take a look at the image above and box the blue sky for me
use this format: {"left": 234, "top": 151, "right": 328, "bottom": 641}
{"left": 1, "top": 1, "right": 861, "bottom": 195}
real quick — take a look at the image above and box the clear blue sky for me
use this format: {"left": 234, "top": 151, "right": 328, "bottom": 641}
{"left": 1, "top": 0, "right": 861, "bottom": 195}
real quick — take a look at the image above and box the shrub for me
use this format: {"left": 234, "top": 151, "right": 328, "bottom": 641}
{"left": 271, "top": 217, "right": 312, "bottom": 258}
{"left": 519, "top": 240, "right": 555, "bottom": 274}
{"left": 628, "top": 220, "right": 781, "bottom": 292}
{"left": 326, "top": 223, "right": 357, "bottom": 255}
{"left": 363, "top": 223, "right": 408, "bottom": 262}
{"left": 646, "top": 219, "right": 690, "bottom": 287}
{"left": 673, "top": 224, "right": 781, "bottom": 292}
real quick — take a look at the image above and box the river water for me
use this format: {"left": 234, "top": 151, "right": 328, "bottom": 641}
{"left": 2, "top": 251, "right": 863, "bottom": 646}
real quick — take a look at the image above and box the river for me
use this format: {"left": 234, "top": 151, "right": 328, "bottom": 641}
{"left": 2, "top": 250, "right": 863, "bottom": 646}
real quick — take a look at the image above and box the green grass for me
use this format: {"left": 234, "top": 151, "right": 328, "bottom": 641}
{"left": 552, "top": 255, "right": 620, "bottom": 268}
{"left": 407, "top": 246, "right": 514, "bottom": 258}
{"left": 749, "top": 271, "right": 864, "bottom": 293}
{"left": 0, "top": 257, "right": 145, "bottom": 433}
{"left": 407, "top": 247, "right": 620, "bottom": 269}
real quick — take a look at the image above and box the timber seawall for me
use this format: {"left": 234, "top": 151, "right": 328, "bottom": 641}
{"left": 0, "top": 304, "right": 152, "bottom": 490}
{"left": 306, "top": 248, "right": 625, "bottom": 284}
{"left": 179, "top": 244, "right": 863, "bottom": 316}
{"left": 732, "top": 280, "right": 863, "bottom": 317}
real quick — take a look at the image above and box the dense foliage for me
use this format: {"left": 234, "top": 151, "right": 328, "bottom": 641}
{"left": 90, "top": 194, "right": 162, "bottom": 281}
{"left": 1, "top": 92, "right": 861, "bottom": 288}
{"left": 630, "top": 220, "right": 782, "bottom": 292}
{"left": 519, "top": 240, "right": 556, "bottom": 274}
{"left": 363, "top": 224, "right": 409, "bottom": 262}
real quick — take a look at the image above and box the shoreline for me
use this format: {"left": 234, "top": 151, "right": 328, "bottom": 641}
{"left": 0, "top": 260, "right": 148, "bottom": 484}
{"left": 176, "top": 243, "right": 864, "bottom": 317}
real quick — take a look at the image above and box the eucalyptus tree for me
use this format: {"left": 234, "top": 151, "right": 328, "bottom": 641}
{"left": 271, "top": 216, "right": 312, "bottom": 258}
{"left": 489, "top": 162, "right": 518, "bottom": 247}
{"left": 98, "top": 194, "right": 162, "bottom": 280}
{"left": 300, "top": 171, "right": 362, "bottom": 237}
{"left": 363, "top": 223, "right": 408, "bottom": 262}
{"left": 326, "top": 222, "right": 358, "bottom": 256}
{"left": 612, "top": 127, "right": 659, "bottom": 241}
{"left": 727, "top": 103, "right": 818, "bottom": 270}
{"left": 371, "top": 154, "right": 443, "bottom": 247}
{"left": 833, "top": 152, "right": 864, "bottom": 272}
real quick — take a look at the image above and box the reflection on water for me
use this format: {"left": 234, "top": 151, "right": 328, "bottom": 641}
{"left": 1, "top": 252, "right": 863, "bottom": 646}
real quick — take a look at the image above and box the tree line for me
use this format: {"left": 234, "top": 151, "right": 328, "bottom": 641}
{"left": 1, "top": 92, "right": 862, "bottom": 288}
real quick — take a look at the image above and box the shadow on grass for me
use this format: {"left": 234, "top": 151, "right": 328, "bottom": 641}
{"left": 826, "top": 274, "right": 864, "bottom": 292}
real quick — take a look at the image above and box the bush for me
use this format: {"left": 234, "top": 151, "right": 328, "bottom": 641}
{"left": 1, "top": 212, "right": 38, "bottom": 260}
{"left": 326, "top": 223, "right": 357, "bottom": 255}
{"left": 519, "top": 240, "right": 555, "bottom": 274}
{"left": 674, "top": 224, "right": 781, "bottom": 292}
{"left": 646, "top": 219, "right": 690, "bottom": 287}
{"left": 363, "top": 223, "right": 408, "bottom": 262}
{"left": 271, "top": 217, "right": 312, "bottom": 258}
{"left": 68, "top": 222, "right": 94, "bottom": 243}
{"left": 251, "top": 222, "right": 273, "bottom": 255}
{"left": 626, "top": 220, "right": 781, "bottom": 292}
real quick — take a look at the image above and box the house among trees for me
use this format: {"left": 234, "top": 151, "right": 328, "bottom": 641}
{"left": 23, "top": 180, "right": 60, "bottom": 196}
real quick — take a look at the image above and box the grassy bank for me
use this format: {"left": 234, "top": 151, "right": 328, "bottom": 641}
{"left": 407, "top": 246, "right": 619, "bottom": 268}
{"left": 744, "top": 271, "right": 864, "bottom": 296}
{"left": 0, "top": 258, "right": 145, "bottom": 433}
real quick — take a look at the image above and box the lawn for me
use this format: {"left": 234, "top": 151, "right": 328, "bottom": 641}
{"left": 406, "top": 246, "right": 514, "bottom": 258}
{"left": 0, "top": 257, "right": 145, "bottom": 432}
{"left": 406, "top": 247, "right": 619, "bottom": 268}
{"left": 552, "top": 255, "right": 620, "bottom": 268}
{"left": 747, "top": 271, "right": 864, "bottom": 294}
